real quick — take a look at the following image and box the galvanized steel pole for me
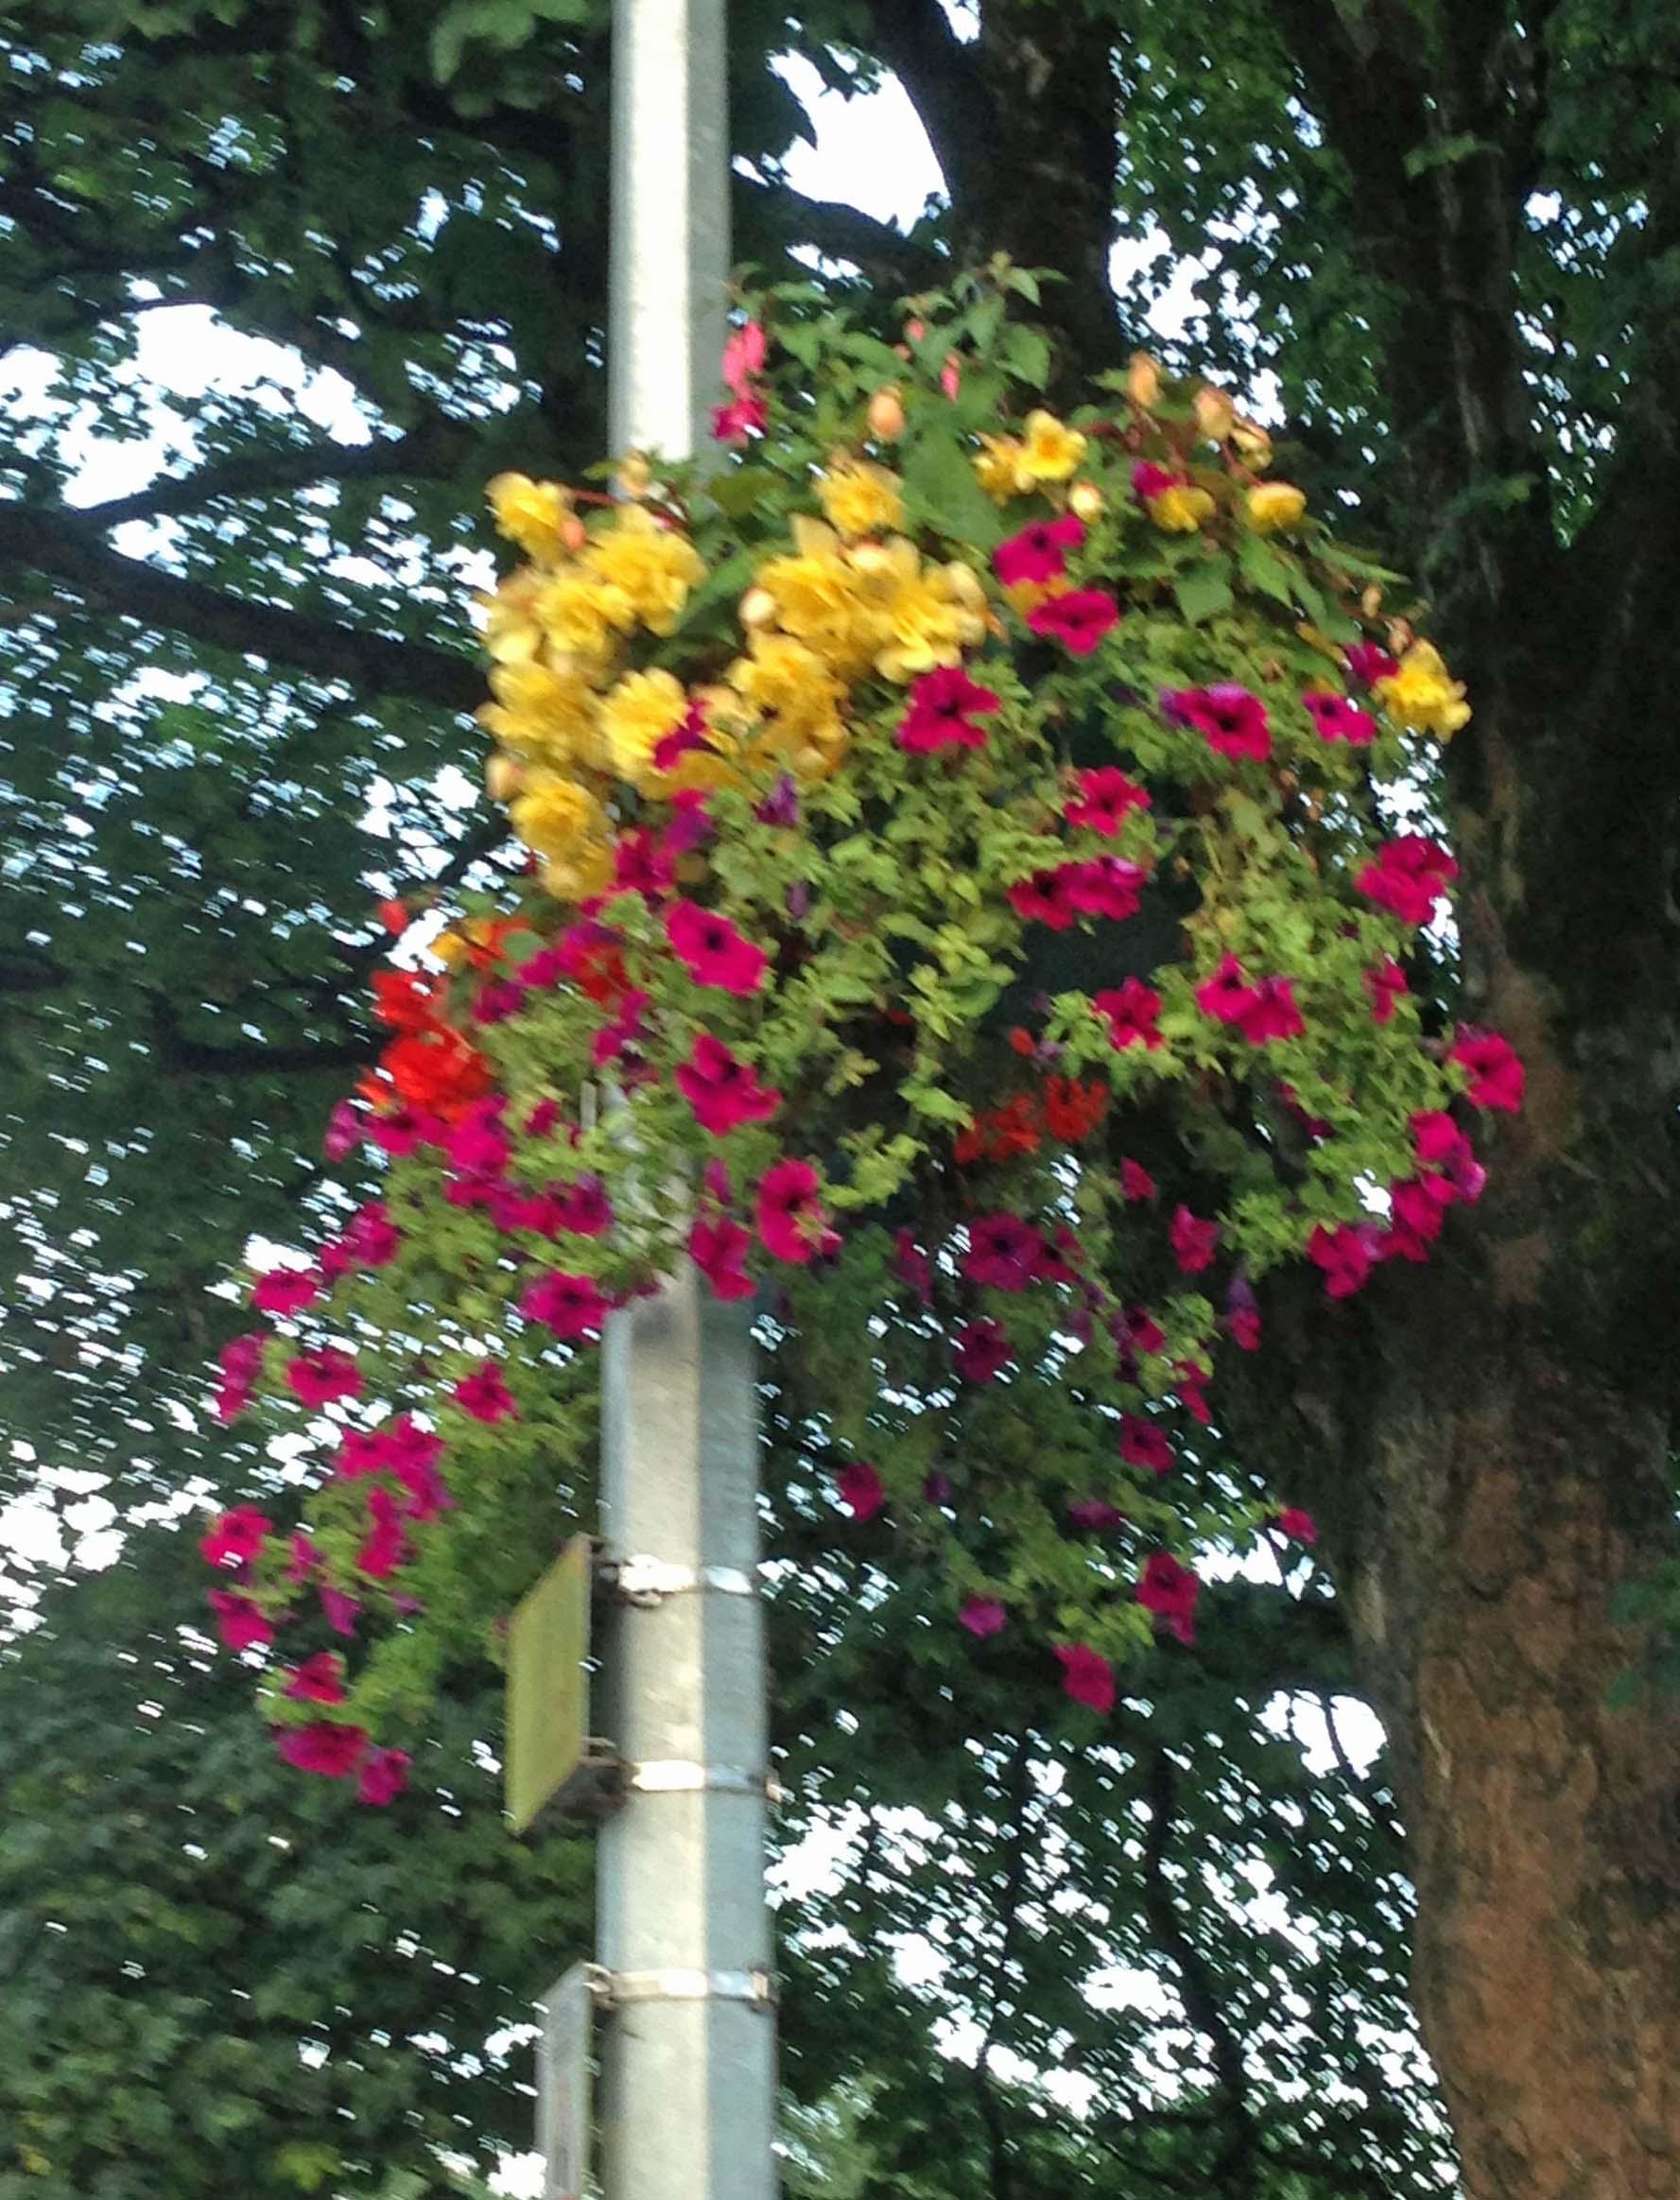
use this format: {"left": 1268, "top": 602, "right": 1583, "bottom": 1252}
{"left": 597, "top": 7, "right": 776, "bottom": 2197}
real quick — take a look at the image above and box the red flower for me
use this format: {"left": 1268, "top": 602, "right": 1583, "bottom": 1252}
{"left": 1356, "top": 834, "right": 1458, "bottom": 926}
{"left": 372, "top": 1026, "right": 494, "bottom": 1122}
{"left": 955, "top": 1319, "right": 1013, "bottom": 1382}
{"left": 372, "top": 969, "right": 439, "bottom": 1034}
{"left": 892, "top": 1228, "right": 933, "bottom": 1304}
{"left": 1026, "top": 588, "right": 1121, "bottom": 655}
{"left": 1043, "top": 1077, "right": 1108, "bottom": 1143}
{"left": 839, "top": 1462, "right": 886, "bottom": 1522}
{"left": 1120, "top": 1157, "right": 1157, "bottom": 1201}
{"left": 1169, "top": 1204, "right": 1220, "bottom": 1273}
{"left": 1055, "top": 1642, "right": 1116, "bottom": 1713}
{"left": 1065, "top": 855, "right": 1148, "bottom": 921}
{"left": 1093, "top": 978, "right": 1164, "bottom": 1050}
{"left": 1304, "top": 691, "right": 1377, "bottom": 745}
{"left": 962, "top": 1213, "right": 1044, "bottom": 1292}
{"left": 1388, "top": 1173, "right": 1455, "bottom": 1261}
{"left": 712, "top": 393, "right": 769, "bottom": 445}
{"left": 1163, "top": 684, "right": 1271, "bottom": 761}
{"left": 1344, "top": 640, "right": 1398, "bottom": 685}
{"left": 961, "top": 1597, "right": 1009, "bottom": 1638}
{"left": 521, "top": 1271, "right": 611, "bottom": 1341}
{"left": 1237, "top": 976, "right": 1305, "bottom": 1047}
{"left": 994, "top": 513, "right": 1085, "bottom": 585}
{"left": 283, "top": 1652, "right": 347, "bottom": 1706}
{"left": 1449, "top": 1027, "right": 1525, "bottom": 1112}
{"left": 1275, "top": 1506, "right": 1318, "bottom": 1546}
{"left": 675, "top": 1033, "right": 782, "bottom": 1135}
{"left": 688, "top": 1213, "right": 756, "bottom": 1301}
{"left": 897, "top": 665, "right": 1002, "bottom": 753}
{"left": 1007, "top": 866, "right": 1083, "bottom": 929}
{"left": 1137, "top": 1551, "right": 1200, "bottom": 1644}
{"left": 1364, "top": 957, "right": 1409, "bottom": 1024}
{"left": 1067, "top": 1497, "right": 1126, "bottom": 1532}
{"left": 357, "top": 1747, "right": 411, "bottom": 1807}
{"left": 251, "top": 1266, "right": 321, "bottom": 1316}
{"left": 285, "top": 1348, "right": 362, "bottom": 1409}
{"left": 1306, "top": 1221, "right": 1379, "bottom": 1299}
{"left": 208, "top": 1588, "right": 274, "bottom": 1652}
{"left": 1065, "top": 767, "right": 1151, "bottom": 836}
{"left": 358, "top": 1486, "right": 408, "bottom": 1580}
{"left": 1195, "top": 954, "right": 1260, "bottom": 1028}
{"left": 214, "top": 1333, "right": 265, "bottom": 1424}
{"left": 275, "top": 1722, "right": 370, "bottom": 1779}
{"left": 199, "top": 1506, "right": 273, "bottom": 1570}
{"left": 755, "top": 1158, "right": 835, "bottom": 1264}
{"left": 666, "top": 901, "right": 769, "bottom": 995}
{"left": 1119, "top": 1415, "right": 1173, "bottom": 1476}
{"left": 455, "top": 1361, "right": 518, "bottom": 1425}
{"left": 955, "top": 1096, "right": 1041, "bottom": 1166}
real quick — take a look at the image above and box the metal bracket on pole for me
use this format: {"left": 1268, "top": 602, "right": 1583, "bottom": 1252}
{"left": 587, "top": 1964, "right": 778, "bottom": 2013}
{"left": 603, "top": 1554, "right": 757, "bottom": 1606}
{"left": 626, "top": 1758, "right": 784, "bottom": 1804}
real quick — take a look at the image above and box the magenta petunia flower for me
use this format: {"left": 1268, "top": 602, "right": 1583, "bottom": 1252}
{"left": 892, "top": 1227, "right": 933, "bottom": 1305}
{"left": 1364, "top": 956, "right": 1410, "bottom": 1025}
{"left": 1225, "top": 1274, "right": 1262, "bottom": 1352}
{"left": 1065, "top": 767, "right": 1151, "bottom": 835}
{"left": 1065, "top": 855, "right": 1148, "bottom": 922}
{"left": 1195, "top": 953, "right": 1261, "bottom": 1028}
{"left": 1026, "top": 587, "right": 1121, "bottom": 655}
{"left": 713, "top": 392, "right": 769, "bottom": 446}
{"left": 283, "top": 1652, "right": 347, "bottom": 1705}
{"left": 548, "top": 1176, "right": 613, "bottom": 1237}
{"left": 754, "top": 773, "right": 801, "bottom": 827}
{"left": 526, "top": 1098, "right": 563, "bottom": 1139}
{"left": 454, "top": 1361, "right": 518, "bottom": 1425}
{"left": 1055, "top": 1642, "right": 1116, "bottom": 1713}
{"left": 1307, "top": 1221, "right": 1381, "bottom": 1299}
{"left": 1304, "top": 691, "right": 1377, "bottom": 745}
{"left": 274, "top": 1721, "right": 370, "bottom": 1779}
{"left": 1343, "top": 640, "right": 1398, "bottom": 685}
{"left": 322, "top": 1098, "right": 364, "bottom": 1163}
{"left": 1356, "top": 835, "right": 1458, "bottom": 926}
{"left": 1120, "top": 1156, "right": 1158, "bottom": 1200}
{"left": 665, "top": 900, "right": 769, "bottom": 995}
{"left": 357, "top": 1746, "right": 411, "bottom": 1807}
{"left": 1093, "top": 979, "right": 1164, "bottom": 1051}
{"left": 960, "top": 1597, "right": 1009, "bottom": 1639}
{"left": 838, "top": 1462, "right": 886, "bottom": 1522}
{"left": 286, "top": 1348, "right": 362, "bottom": 1409}
{"left": 1275, "top": 1506, "right": 1318, "bottom": 1545}
{"left": 1448, "top": 1027, "right": 1525, "bottom": 1112}
{"left": 613, "top": 827, "right": 675, "bottom": 901}
{"left": 961, "top": 1213, "right": 1044, "bottom": 1292}
{"left": 592, "top": 989, "right": 650, "bottom": 1070}
{"left": 1008, "top": 865, "right": 1084, "bottom": 929}
{"left": 954, "top": 1319, "right": 1013, "bottom": 1383}
{"left": 358, "top": 1486, "right": 407, "bottom": 1580}
{"left": 1137, "top": 1551, "right": 1200, "bottom": 1644}
{"left": 1163, "top": 683, "right": 1272, "bottom": 762}
{"left": 344, "top": 1200, "right": 403, "bottom": 1270}
{"left": 1119, "top": 1416, "right": 1174, "bottom": 1476}
{"left": 1169, "top": 1204, "right": 1220, "bottom": 1274}
{"left": 1132, "top": 460, "right": 1180, "bottom": 502}
{"left": 199, "top": 1506, "right": 273, "bottom": 1570}
{"left": 897, "top": 665, "right": 1002, "bottom": 754}
{"left": 520, "top": 1270, "right": 611, "bottom": 1341}
{"left": 994, "top": 513, "right": 1084, "bottom": 586}
{"left": 688, "top": 1213, "right": 756, "bottom": 1301}
{"left": 675, "top": 1032, "right": 783, "bottom": 1136}
{"left": 754, "top": 1158, "right": 834, "bottom": 1264}
{"left": 1237, "top": 976, "right": 1305, "bottom": 1047}
{"left": 208, "top": 1588, "right": 274, "bottom": 1653}
{"left": 1411, "top": 1109, "right": 1470, "bottom": 1169}
{"left": 320, "top": 1583, "right": 360, "bottom": 1638}
{"left": 1388, "top": 1173, "right": 1455, "bottom": 1261}
{"left": 215, "top": 1333, "right": 265, "bottom": 1424}
{"left": 1067, "top": 1497, "right": 1126, "bottom": 1533}
{"left": 251, "top": 1266, "right": 321, "bottom": 1317}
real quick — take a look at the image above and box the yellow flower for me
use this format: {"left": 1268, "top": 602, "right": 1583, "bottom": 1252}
{"left": 486, "top": 472, "right": 575, "bottom": 563}
{"left": 816, "top": 459, "right": 906, "bottom": 541}
{"left": 729, "top": 632, "right": 846, "bottom": 742}
{"left": 598, "top": 667, "right": 690, "bottom": 787}
{"left": 1375, "top": 642, "right": 1471, "bottom": 738}
{"left": 754, "top": 546, "right": 879, "bottom": 679}
{"left": 479, "top": 571, "right": 546, "bottom": 666}
{"left": 1068, "top": 480, "right": 1105, "bottom": 522}
{"left": 541, "top": 840, "right": 615, "bottom": 904}
{"left": 1148, "top": 484, "right": 1216, "bottom": 533}
{"left": 510, "top": 773, "right": 606, "bottom": 860}
{"left": 1247, "top": 482, "right": 1308, "bottom": 533}
{"left": 477, "top": 662, "right": 602, "bottom": 767}
{"left": 534, "top": 572, "right": 636, "bottom": 663}
{"left": 584, "top": 505, "right": 705, "bottom": 635}
{"left": 975, "top": 434, "right": 1030, "bottom": 502}
{"left": 1019, "top": 408, "right": 1087, "bottom": 483}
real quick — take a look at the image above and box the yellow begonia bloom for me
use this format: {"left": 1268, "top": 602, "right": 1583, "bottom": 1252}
{"left": 754, "top": 550, "right": 879, "bottom": 681}
{"left": 975, "top": 434, "right": 1030, "bottom": 502}
{"left": 477, "top": 662, "right": 602, "bottom": 767}
{"left": 534, "top": 572, "right": 636, "bottom": 663}
{"left": 542, "top": 841, "right": 615, "bottom": 904}
{"left": 1020, "top": 408, "right": 1087, "bottom": 483}
{"left": 598, "top": 667, "right": 690, "bottom": 787}
{"left": 1247, "top": 481, "right": 1308, "bottom": 533}
{"left": 487, "top": 472, "right": 575, "bottom": 563}
{"left": 479, "top": 572, "right": 546, "bottom": 665}
{"left": 1148, "top": 485, "right": 1216, "bottom": 533}
{"left": 1375, "top": 642, "right": 1472, "bottom": 738}
{"left": 816, "top": 460, "right": 905, "bottom": 541}
{"left": 584, "top": 506, "right": 705, "bottom": 635}
{"left": 510, "top": 774, "right": 606, "bottom": 860}
{"left": 730, "top": 632, "right": 846, "bottom": 741}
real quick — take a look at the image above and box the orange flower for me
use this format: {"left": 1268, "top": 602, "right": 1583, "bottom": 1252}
{"left": 372, "top": 1028, "right": 494, "bottom": 1121}
{"left": 372, "top": 969, "right": 442, "bottom": 1034}
{"left": 1043, "top": 1077, "right": 1108, "bottom": 1144}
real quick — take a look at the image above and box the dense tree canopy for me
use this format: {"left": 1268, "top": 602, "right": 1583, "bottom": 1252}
{"left": 4, "top": 3, "right": 1679, "bottom": 2198}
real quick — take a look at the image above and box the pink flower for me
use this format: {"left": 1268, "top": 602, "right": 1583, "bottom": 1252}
{"left": 1275, "top": 1506, "right": 1318, "bottom": 1545}
{"left": 897, "top": 665, "right": 1002, "bottom": 753}
{"left": 344, "top": 1200, "right": 403, "bottom": 1269}
{"left": 454, "top": 1361, "right": 518, "bottom": 1425}
{"left": 1093, "top": 979, "right": 1163, "bottom": 1050}
{"left": 1163, "top": 683, "right": 1272, "bottom": 762}
{"left": 199, "top": 1506, "right": 273, "bottom": 1570}
{"left": 892, "top": 1228, "right": 933, "bottom": 1304}
{"left": 838, "top": 1462, "right": 886, "bottom": 1522}
{"left": 1169, "top": 1204, "right": 1219, "bottom": 1273}
{"left": 358, "top": 1486, "right": 407, "bottom": 1580}
{"left": 1120, "top": 1157, "right": 1157, "bottom": 1200}
{"left": 1132, "top": 460, "right": 1180, "bottom": 502}
{"left": 755, "top": 1158, "right": 834, "bottom": 1264}
{"left": 613, "top": 827, "right": 676, "bottom": 901}
{"left": 1364, "top": 957, "right": 1409, "bottom": 1024}
{"left": 322, "top": 1098, "right": 363, "bottom": 1162}
{"left": 357, "top": 1747, "right": 411, "bottom": 1807}
{"left": 1195, "top": 954, "right": 1261, "bottom": 1028}
{"left": 1449, "top": 1027, "right": 1525, "bottom": 1112}
{"left": 954, "top": 1319, "right": 1012, "bottom": 1382}
{"left": 1304, "top": 691, "right": 1377, "bottom": 744}
{"left": 1065, "top": 767, "right": 1151, "bottom": 835}
{"left": 675, "top": 1033, "right": 783, "bottom": 1135}
{"left": 1174, "top": 1360, "right": 1213, "bottom": 1426}
{"left": 960, "top": 1597, "right": 1009, "bottom": 1639}
{"left": 1237, "top": 976, "right": 1305, "bottom": 1047}
{"left": 215, "top": 1333, "right": 265, "bottom": 1423}
{"left": 251, "top": 1266, "right": 321, "bottom": 1316}
{"left": 286, "top": 1533, "right": 320, "bottom": 1585}
{"left": 1387, "top": 1172, "right": 1455, "bottom": 1261}
{"left": 208, "top": 1588, "right": 274, "bottom": 1652}
{"left": 1307, "top": 1221, "right": 1379, "bottom": 1299}
{"left": 1344, "top": 640, "right": 1398, "bottom": 685}
{"left": 721, "top": 319, "right": 767, "bottom": 393}
{"left": 526, "top": 1098, "right": 563, "bottom": 1138}
{"left": 1225, "top": 1275, "right": 1261, "bottom": 1352}
{"left": 283, "top": 1652, "right": 346, "bottom": 1705}
{"left": 1055, "top": 1642, "right": 1116, "bottom": 1713}
{"left": 1026, "top": 588, "right": 1121, "bottom": 655}
{"left": 666, "top": 900, "right": 769, "bottom": 994}
{"left": 274, "top": 1722, "right": 369, "bottom": 1779}
{"left": 1356, "top": 835, "right": 1458, "bottom": 926}
{"left": 962, "top": 1213, "right": 1044, "bottom": 1292}
{"left": 688, "top": 1213, "right": 755, "bottom": 1300}
{"left": 994, "top": 514, "right": 1084, "bottom": 585}
{"left": 286, "top": 1348, "right": 362, "bottom": 1408}
{"left": 1137, "top": 1551, "right": 1200, "bottom": 1644}
{"left": 1067, "top": 1498, "right": 1126, "bottom": 1532}
{"left": 521, "top": 1270, "right": 611, "bottom": 1341}
{"left": 712, "top": 393, "right": 770, "bottom": 445}
{"left": 591, "top": 988, "right": 650, "bottom": 1069}
{"left": 1065, "top": 856, "right": 1148, "bottom": 921}
{"left": 1008, "top": 866, "right": 1084, "bottom": 929}
{"left": 551, "top": 1176, "right": 614, "bottom": 1237}
{"left": 320, "top": 1584, "right": 360, "bottom": 1638}
{"left": 1119, "top": 1415, "right": 1173, "bottom": 1476}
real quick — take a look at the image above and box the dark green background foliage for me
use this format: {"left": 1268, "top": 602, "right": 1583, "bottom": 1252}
{"left": 6, "top": 0, "right": 1677, "bottom": 2191}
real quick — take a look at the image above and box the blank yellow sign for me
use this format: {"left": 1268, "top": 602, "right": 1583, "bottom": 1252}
{"left": 506, "top": 1535, "right": 598, "bottom": 1835}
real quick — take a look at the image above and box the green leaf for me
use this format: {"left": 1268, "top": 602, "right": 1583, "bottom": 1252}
{"left": 1173, "top": 558, "right": 1235, "bottom": 625}
{"left": 901, "top": 424, "right": 1005, "bottom": 549}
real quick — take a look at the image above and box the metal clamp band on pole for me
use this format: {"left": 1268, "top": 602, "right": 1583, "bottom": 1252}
{"left": 606, "top": 1555, "right": 758, "bottom": 1606}
{"left": 592, "top": 1966, "right": 778, "bottom": 2012}
{"left": 627, "top": 1758, "right": 781, "bottom": 1801}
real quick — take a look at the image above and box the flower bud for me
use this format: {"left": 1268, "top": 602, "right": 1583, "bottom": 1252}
{"left": 868, "top": 385, "right": 907, "bottom": 442}
{"left": 905, "top": 318, "right": 927, "bottom": 343}
{"left": 485, "top": 754, "right": 524, "bottom": 802}
{"left": 941, "top": 353, "right": 961, "bottom": 399}
{"left": 1248, "top": 481, "right": 1308, "bottom": 534}
{"left": 1126, "top": 352, "right": 1163, "bottom": 408}
{"left": 739, "top": 585, "right": 777, "bottom": 629}
{"left": 615, "top": 451, "right": 653, "bottom": 497}
{"left": 1068, "top": 479, "right": 1104, "bottom": 523}
{"left": 1194, "top": 385, "right": 1237, "bottom": 441}
{"left": 1231, "top": 420, "right": 1273, "bottom": 469}
{"left": 560, "top": 515, "right": 588, "bottom": 554}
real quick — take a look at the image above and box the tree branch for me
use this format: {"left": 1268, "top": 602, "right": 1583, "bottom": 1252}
{"left": 736, "top": 175, "right": 945, "bottom": 292}
{"left": 859, "top": 0, "right": 996, "bottom": 215}
{"left": 75, "top": 427, "right": 465, "bottom": 530}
